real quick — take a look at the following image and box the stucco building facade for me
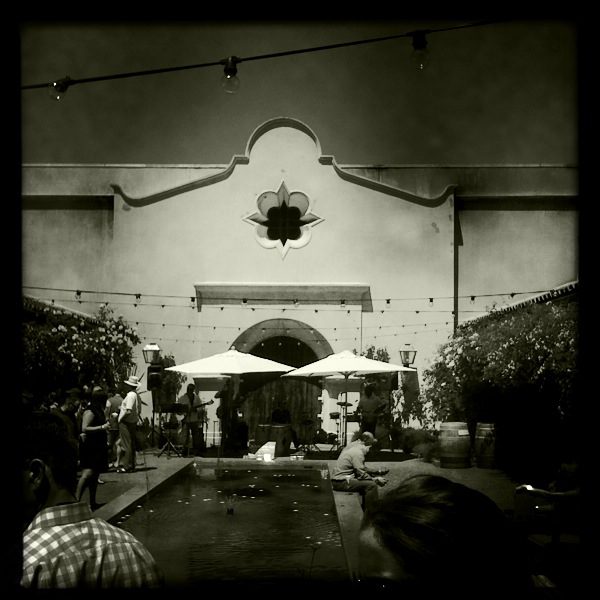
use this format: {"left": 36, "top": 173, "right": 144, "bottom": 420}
{"left": 22, "top": 116, "right": 578, "bottom": 440}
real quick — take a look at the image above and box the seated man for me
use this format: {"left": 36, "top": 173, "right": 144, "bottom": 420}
{"left": 330, "top": 431, "right": 387, "bottom": 510}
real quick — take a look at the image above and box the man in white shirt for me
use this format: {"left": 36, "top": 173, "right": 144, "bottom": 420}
{"left": 331, "top": 431, "right": 387, "bottom": 510}
{"left": 117, "top": 375, "right": 141, "bottom": 473}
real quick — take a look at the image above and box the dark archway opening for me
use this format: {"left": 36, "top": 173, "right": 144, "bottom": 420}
{"left": 250, "top": 335, "right": 318, "bottom": 367}
{"left": 240, "top": 337, "right": 322, "bottom": 454}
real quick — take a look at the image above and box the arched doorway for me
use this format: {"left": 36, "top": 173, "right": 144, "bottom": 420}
{"left": 232, "top": 319, "right": 332, "bottom": 452}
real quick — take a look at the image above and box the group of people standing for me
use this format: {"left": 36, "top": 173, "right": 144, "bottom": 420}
{"left": 37, "top": 375, "right": 145, "bottom": 511}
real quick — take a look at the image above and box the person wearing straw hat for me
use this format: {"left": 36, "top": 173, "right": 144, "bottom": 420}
{"left": 117, "top": 375, "right": 142, "bottom": 473}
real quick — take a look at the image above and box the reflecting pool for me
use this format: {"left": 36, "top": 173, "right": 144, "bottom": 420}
{"left": 114, "top": 462, "right": 348, "bottom": 586}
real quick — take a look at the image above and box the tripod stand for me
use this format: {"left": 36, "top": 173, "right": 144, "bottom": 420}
{"left": 158, "top": 425, "right": 183, "bottom": 457}
{"left": 156, "top": 406, "right": 184, "bottom": 458}
{"left": 336, "top": 400, "right": 353, "bottom": 448}
{"left": 328, "top": 412, "right": 342, "bottom": 452}
{"left": 295, "top": 418, "right": 320, "bottom": 453}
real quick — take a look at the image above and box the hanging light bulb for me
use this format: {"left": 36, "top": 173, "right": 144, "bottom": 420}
{"left": 220, "top": 56, "right": 240, "bottom": 94}
{"left": 47, "top": 76, "right": 72, "bottom": 101}
{"left": 410, "top": 31, "right": 430, "bottom": 71}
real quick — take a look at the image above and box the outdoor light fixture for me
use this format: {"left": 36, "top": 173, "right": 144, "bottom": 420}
{"left": 399, "top": 344, "right": 417, "bottom": 367}
{"left": 142, "top": 342, "right": 162, "bottom": 445}
{"left": 410, "top": 31, "right": 430, "bottom": 71}
{"left": 47, "top": 76, "right": 72, "bottom": 101}
{"left": 220, "top": 56, "right": 240, "bottom": 94}
{"left": 142, "top": 341, "right": 162, "bottom": 365}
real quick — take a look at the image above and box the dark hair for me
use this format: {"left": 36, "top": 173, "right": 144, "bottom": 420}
{"left": 361, "top": 474, "right": 531, "bottom": 594}
{"left": 23, "top": 411, "right": 79, "bottom": 494}
{"left": 359, "top": 432, "right": 376, "bottom": 445}
{"left": 91, "top": 387, "right": 108, "bottom": 403}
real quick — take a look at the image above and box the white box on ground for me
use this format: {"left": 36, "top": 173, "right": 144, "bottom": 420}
{"left": 255, "top": 441, "right": 277, "bottom": 460}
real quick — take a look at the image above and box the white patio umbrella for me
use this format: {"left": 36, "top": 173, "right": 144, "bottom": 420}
{"left": 282, "top": 350, "right": 416, "bottom": 446}
{"left": 166, "top": 348, "right": 296, "bottom": 456}
{"left": 165, "top": 348, "right": 295, "bottom": 376}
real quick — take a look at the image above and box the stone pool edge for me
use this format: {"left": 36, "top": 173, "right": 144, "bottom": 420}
{"left": 94, "top": 457, "right": 194, "bottom": 522}
{"left": 94, "top": 457, "right": 362, "bottom": 583}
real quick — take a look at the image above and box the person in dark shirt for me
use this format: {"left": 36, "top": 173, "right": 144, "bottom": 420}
{"left": 271, "top": 401, "right": 298, "bottom": 450}
{"left": 50, "top": 388, "right": 80, "bottom": 442}
{"left": 271, "top": 404, "right": 291, "bottom": 424}
{"left": 76, "top": 386, "right": 110, "bottom": 511}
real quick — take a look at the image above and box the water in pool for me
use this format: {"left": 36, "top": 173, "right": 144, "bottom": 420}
{"left": 115, "top": 463, "right": 349, "bottom": 586}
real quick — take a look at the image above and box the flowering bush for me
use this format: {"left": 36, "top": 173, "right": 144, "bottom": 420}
{"left": 421, "top": 300, "right": 578, "bottom": 424}
{"left": 419, "top": 299, "right": 578, "bottom": 480}
{"left": 23, "top": 299, "right": 140, "bottom": 400}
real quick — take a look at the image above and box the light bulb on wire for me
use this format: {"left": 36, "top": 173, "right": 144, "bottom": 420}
{"left": 47, "top": 76, "right": 72, "bottom": 101}
{"left": 410, "top": 31, "right": 430, "bottom": 71}
{"left": 220, "top": 56, "right": 240, "bottom": 94}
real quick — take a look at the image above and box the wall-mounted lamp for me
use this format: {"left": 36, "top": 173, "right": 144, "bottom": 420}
{"left": 220, "top": 56, "right": 241, "bottom": 94}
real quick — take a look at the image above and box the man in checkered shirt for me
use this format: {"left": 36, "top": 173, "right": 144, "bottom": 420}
{"left": 21, "top": 409, "right": 163, "bottom": 588}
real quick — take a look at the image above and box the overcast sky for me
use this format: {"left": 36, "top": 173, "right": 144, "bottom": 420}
{"left": 20, "top": 18, "right": 578, "bottom": 166}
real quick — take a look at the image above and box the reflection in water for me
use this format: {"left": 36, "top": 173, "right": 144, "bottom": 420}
{"left": 117, "top": 464, "right": 347, "bottom": 586}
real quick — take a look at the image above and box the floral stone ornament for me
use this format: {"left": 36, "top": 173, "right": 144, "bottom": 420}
{"left": 243, "top": 181, "right": 323, "bottom": 257}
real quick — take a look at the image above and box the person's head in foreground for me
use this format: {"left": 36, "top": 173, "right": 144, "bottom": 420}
{"left": 358, "top": 474, "right": 532, "bottom": 596}
{"left": 21, "top": 409, "right": 162, "bottom": 588}
{"left": 22, "top": 410, "right": 79, "bottom": 529}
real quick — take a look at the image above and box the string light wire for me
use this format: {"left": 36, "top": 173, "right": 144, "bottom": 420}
{"left": 22, "top": 284, "right": 569, "bottom": 303}
{"left": 21, "top": 19, "right": 507, "bottom": 93}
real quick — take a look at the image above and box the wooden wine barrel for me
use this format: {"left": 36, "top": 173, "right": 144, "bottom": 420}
{"left": 439, "top": 421, "right": 471, "bottom": 468}
{"left": 474, "top": 422, "right": 496, "bottom": 468}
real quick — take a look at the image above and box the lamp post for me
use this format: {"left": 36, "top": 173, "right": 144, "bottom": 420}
{"left": 394, "top": 344, "right": 418, "bottom": 453}
{"left": 399, "top": 344, "right": 417, "bottom": 368}
{"left": 143, "top": 342, "right": 162, "bottom": 446}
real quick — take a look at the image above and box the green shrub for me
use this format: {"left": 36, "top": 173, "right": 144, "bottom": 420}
{"left": 23, "top": 299, "right": 140, "bottom": 400}
{"left": 419, "top": 299, "right": 579, "bottom": 479}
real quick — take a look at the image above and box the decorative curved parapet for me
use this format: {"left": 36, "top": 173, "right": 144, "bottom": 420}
{"left": 109, "top": 155, "right": 250, "bottom": 207}
{"left": 319, "top": 156, "right": 457, "bottom": 207}
{"left": 244, "top": 116, "right": 322, "bottom": 157}
{"left": 110, "top": 116, "right": 456, "bottom": 208}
